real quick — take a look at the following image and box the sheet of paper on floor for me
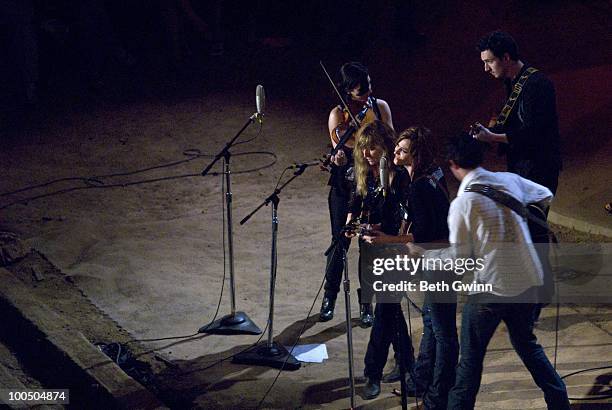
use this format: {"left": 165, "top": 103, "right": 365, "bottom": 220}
{"left": 285, "top": 344, "right": 328, "bottom": 363}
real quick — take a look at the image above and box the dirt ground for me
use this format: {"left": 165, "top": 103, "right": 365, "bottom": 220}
{"left": 1, "top": 87, "right": 611, "bottom": 408}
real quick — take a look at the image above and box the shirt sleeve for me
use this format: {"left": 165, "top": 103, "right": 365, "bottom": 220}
{"left": 425, "top": 198, "right": 471, "bottom": 260}
{"left": 517, "top": 175, "right": 553, "bottom": 207}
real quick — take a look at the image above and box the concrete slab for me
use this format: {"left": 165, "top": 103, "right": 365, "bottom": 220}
{"left": 0, "top": 268, "right": 167, "bottom": 410}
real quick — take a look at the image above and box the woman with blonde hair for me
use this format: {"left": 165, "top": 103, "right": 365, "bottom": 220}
{"left": 345, "top": 120, "right": 414, "bottom": 399}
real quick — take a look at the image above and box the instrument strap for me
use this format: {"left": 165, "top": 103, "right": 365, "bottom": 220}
{"left": 464, "top": 183, "right": 549, "bottom": 231}
{"left": 494, "top": 67, "right": 538, "bottom": 126}
{"left": 370, "top": 96, "right": 382, "bottom": 121}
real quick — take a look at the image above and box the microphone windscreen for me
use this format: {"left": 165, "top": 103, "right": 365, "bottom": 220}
{"left": 379, "top": 154, "right": 389, "bottom": 194}
{"left": 256, "top": 85, "right": 265, "bottom": 115}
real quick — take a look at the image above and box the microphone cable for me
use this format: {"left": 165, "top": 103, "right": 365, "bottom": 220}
{"left": 197, "top": 160, "right": 228, "bottom": 334}
{"left": 0, "top": 149, "right": 277, "bottom": 210}
{"left": 179, "top": 321, "right": 270, "bottom": 376}
{"left": 549, "top": 254, "right": 612, "bottom": 402}
{"left": 127, "top": 167, "right": 228, "bottom": 344}
{"left": 255, "top": 202, "right": 339, "bottom": 409}
{"left": 233, "top": 122, "right": 263, "bottom": 146}
{"left": 255, "top": 269, "right": 326, "bottom": 410}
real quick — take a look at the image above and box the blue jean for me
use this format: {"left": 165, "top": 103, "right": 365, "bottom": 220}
{"left": 447, "top": 295, "right": 570, "bottom": 410}
{"left": 413, "top": 298, "right": 458, "bottom": 410}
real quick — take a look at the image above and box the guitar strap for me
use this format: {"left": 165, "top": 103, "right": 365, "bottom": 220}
{"left": 464, "top": 183, "right": 550, "bottom": 231}
{"left": 494, "top": 67, "right": 538, "bottom": 127}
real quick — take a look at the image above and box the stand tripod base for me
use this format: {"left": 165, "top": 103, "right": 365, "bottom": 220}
{"left": 198, "top": 312, "right": 262, "bottom": 335}
{"left": 232, "top": 341, "right": 301, "bottom": 370}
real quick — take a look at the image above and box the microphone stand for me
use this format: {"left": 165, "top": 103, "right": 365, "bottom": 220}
{"left": 232, "top": 165, "right": 312, "bottom": 370}
{"left": 324, "top": 223, "right": 357, "bottom": 409}
{"left": 199, "top": 112, "right": 262, "bottom": 336}
{"left": 396, "top": 304, "right": 408, "bottom": 410}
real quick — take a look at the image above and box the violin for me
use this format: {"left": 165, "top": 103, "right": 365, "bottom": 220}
{"left": 331, "top": 98, "right": 377, "bottom": 149}
{"left": 319, "top": 61, "right": 376, "bottom": 169}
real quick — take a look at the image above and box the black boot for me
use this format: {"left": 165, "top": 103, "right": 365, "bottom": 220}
{"left": 392, "top": 375, "right": 426, "bottom": 398}
{"left": 319, "top": 295, "right": 336, "bottom": 322}
{"left": 360, "top": 303, "right": 374, "bottom": 328}
{"left": 382, "top": 362, "right": 401, "bottom": 383}
{"left": 364, "top": 378, "right": 381, "bottom": 399}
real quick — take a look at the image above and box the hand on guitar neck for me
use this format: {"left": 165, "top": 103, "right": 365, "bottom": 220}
{"left": 469, "top": 122, "right": 508, "bottom": 144}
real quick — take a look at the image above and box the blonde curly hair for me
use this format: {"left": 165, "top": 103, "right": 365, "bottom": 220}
{"left": 353, "top": 121, "right": 396, "bottom": 197}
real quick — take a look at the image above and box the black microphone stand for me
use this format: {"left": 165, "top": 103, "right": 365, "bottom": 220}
{"left": 396, "top": 303, "right": 409, "bottom": 410}
{"left": 198, "top": 112, "right": 262, "bottom": 336}
{"left": 232, "top": 165, "right": 313, "bottom": 370}
{"left": 324, "top": 222, "right": 358, "bottom": 409}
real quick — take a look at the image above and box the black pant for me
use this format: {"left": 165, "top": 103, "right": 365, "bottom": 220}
{"left": 323, "top": 186, "right": 351, "bottom": 298}
{"left": 510, "top": 159, "right": 559, "bottom": 195}
{"left": 364, "top": 302, "right": 414, "bottom": 380}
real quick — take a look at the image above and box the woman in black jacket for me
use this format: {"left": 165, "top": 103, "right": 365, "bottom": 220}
{"left": 363, "top": 127, "right": 458, "bottom": 410}
{"left": 347, "top": 121, "right": 413, "bottom": 400}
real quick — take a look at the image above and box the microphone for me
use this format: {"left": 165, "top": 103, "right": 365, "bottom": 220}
{"left": 379, "top": 154, "right": 389, "bottom": 197}
{"left": 288, "top": 161, "right": 320, "bottom": 169}
{"left": 255, "top": 84, "right": 265, "bottom": 121}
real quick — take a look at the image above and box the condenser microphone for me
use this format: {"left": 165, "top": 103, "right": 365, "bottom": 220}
{"left": 255, "top": 85, "right": 265, "bottom": 121}
{"left": 379, "top": 154, "right": 389, "bottom": 197}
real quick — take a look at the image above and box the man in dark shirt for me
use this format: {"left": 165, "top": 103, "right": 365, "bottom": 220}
{"left": 472, "top": 31, "right": 562, "bottom": 194}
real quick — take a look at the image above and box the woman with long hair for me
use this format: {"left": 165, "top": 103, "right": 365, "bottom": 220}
{"left": 346, "top": 120, "right": 414, "bottom": 400}
{"left": 319, "top": 61, "right": 393, "bottom": 327}
{"left": 364, "top": 126, "right": 457, "bottom": 409}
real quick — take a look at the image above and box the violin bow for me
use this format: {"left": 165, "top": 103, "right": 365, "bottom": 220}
{"left": 319, "top": 61, "right": 360, "bottom": 127}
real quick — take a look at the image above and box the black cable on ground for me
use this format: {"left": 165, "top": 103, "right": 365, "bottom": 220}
{"left": 1, "top": 122, "right": 264, "bottom": 199}
{"left": 549, "top": 272, "right": 612, "bottom": 402}
{"left": 562, "top": 365, "right": 612, "bottom": 401}
{"left": 255, "top": 252, "right": 327, "bottom": 410}
{"left": 255, "top": 180, "right": 333, "bottom": 408}
{"left": 129, "top": 332, "right": 201, "bottom": 344}
{"left": 0, "top": 150, "right": 277, "bottom": 210}
{"left": 184, "top": 321, "right": 270, "bottom": 375}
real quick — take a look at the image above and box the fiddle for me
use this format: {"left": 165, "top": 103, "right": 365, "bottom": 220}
{"left": 331, "top": 98, "right": 377, "bottom": 148}
{"left": 320, "top": 61, "right": 382, "bottom": 170}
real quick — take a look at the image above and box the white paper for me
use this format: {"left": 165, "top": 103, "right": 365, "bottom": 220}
{"left": 285, "top": 343, "right": 328, "bottom": 363}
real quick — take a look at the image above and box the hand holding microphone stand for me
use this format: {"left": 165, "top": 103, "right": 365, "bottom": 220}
{"left": 198, "top": 85, "right": 266, "bottom": 336}
{"left": 233, "top": 162, "right": 319, "bottom": 370}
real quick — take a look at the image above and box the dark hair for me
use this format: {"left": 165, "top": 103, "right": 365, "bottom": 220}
{"left": 445, "top": 132, "right": 486, "bottom": 169}
{"left": 397, "top": 126, "right": 436, "bottom": 179}
{"left": 477, "top": 31, "right": 519, "bottom": 61}
{"left": 339, "top": 62, "right": 369, "bottom": 97}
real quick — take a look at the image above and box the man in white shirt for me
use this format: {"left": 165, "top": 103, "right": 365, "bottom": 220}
{"left": 423, "top": 133, "right": 570, "bottom": 409}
